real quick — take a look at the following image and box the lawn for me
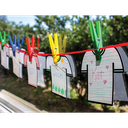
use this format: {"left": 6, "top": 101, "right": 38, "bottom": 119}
{"left": 0, "top": 66, "right": 126, "bottom": 112}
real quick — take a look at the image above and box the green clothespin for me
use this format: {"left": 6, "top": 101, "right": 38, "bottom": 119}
{"left": 89, "top": 21, "right": 103, "bottom": 61}
{"left": 0, "top": 31, "right": 10, "bottom": 50}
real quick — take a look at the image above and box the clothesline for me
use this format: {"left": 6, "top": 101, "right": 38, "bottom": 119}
{"left": 57, "top": 42, "right": 128, "bottom": 56}
{"left": 2, "top": 41, "right": 128, "bottom": 57}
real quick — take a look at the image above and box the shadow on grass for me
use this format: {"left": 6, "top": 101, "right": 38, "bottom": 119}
{"left": 34, "top": 91, "right": 104, "bottom": 112}
{"left": 0, "top": 69, "right": 115, "bottom": 113}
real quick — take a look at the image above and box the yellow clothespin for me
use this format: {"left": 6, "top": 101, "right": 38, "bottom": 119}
{"left": 48, "top": 33, "right": 60, "bottom": 65}
{"left": 58, "top": 34, "right": 67, "bottom": 54}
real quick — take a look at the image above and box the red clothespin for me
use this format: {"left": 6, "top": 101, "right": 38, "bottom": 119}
{"left": 26, "top": 36, "right": 35, "bottom": 62}
{"left": 34, "top": 37, "right": 40, "bottom": 54}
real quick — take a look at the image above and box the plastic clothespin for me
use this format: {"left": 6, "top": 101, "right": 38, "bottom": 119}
{"left": 89, "top": 21, "right": 103, "bottom": 61}
{"left": 34, "top": 36, "right": 40, "bottom": 53}
{"left": 9, "top": 35, "right": 17, "bottom": 56}
{"left": 0, "top": 31, "right": 8, "bottom": 50}
{"left": 17, "top": 35, "right": 25, "bottom": 50}
{"left": 58, "top": 34, "right": 67, "bottom": 54}
{"left": 26, "top": 36, "right": 35, "bottom": 62}
{"left": 48, "top": 33, "right": 60, "bottom": 65}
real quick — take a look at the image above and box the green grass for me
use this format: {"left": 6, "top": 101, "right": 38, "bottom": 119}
{"left": 0, "top": 73, "right": 123, "bottom": 112}
{"left": 70, "top": 90, "right": 79, "bottom": 99}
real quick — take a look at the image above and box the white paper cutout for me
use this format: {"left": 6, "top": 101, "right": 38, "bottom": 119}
{"left": 12, "top": 52, "right": 21, "bottom": 77}
{"left": 51, "top": 65, "right": 67, "bottom": 98}
{"left": 46, "top": 55, "right": 76, "bottom": 98}
{"left": 37, "top": 52, "right": 46, "bottom": 87}
{"left": 27, "top": 56, "right": 37, "bottom": 87}
{"left": 81, "top": 48, "right": 123, "bottom": 105}
{"left": 47, "top": 55, "right": 76, "bottom": 77}
{"left": 114, "top": 47, "right": 128, "bottom": 101}
{"left": 19, "top": 48, "right": 25, "bottom": 64}
{"left": 9, "top": 48, "right": 25, "bottom": 78}
{"left": 1, "top": 46, "right": 9, "bottom": 69}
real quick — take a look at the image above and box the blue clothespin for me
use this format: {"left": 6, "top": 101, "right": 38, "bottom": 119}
{"left": 17, "top": 35, "right": 25, "bottom": 50}
{"left": 9, "top": 35, "right": 17, "bottom": 56}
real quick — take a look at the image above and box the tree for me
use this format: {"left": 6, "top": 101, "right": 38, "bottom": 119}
{"left": 0, "top": 15, "right": 7, "bottom": 22}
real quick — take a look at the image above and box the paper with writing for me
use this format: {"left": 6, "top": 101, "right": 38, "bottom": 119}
{"left": 81, "top": 48, "right": 123, "bottom": 105}
{"left": 46, "top": 55, "right": 76, "bottom": 98}
{"left": 51, "top": 65, "right": 67, "bottom": 98}
{"left": 27, "top": 56, "right": 37, "bottom": 87}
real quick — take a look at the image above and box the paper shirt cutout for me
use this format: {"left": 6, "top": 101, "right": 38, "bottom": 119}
{"left": 113, "top": 47, "right": 128, "bottom": 101}
{"left": 37, "top": 52, "right": 46, "bottom": 87}
{"left": 81, "top": 47, "right": 124, "bottom": 105}
{"left": 24, "top": 53, "right": 39, "bottom": 87}
{"left": 46, "top": 55, "right": 76, "bottom": 98}
{"left": 26, "top": 56, "right": 38, "bottom": 87}
{"left": 46, "top": 55, "right": 76, "bottom": 77}
{"left": 8, "top": 35, "right": 25, "bottom": 77}
{"left": 1, "top": 45, "right": 9, "bottom": 69}
{"left": 114, "top": 73, "right": 128, "bottom": 101}
{"left": 51, "top": 65, "right": 67, "bottom": 98}
{"left": 9, "top": 48, "right": 25, "bottom": 78}
{"left": 24, "top": 53, "right": 39, "bottom": 68}
{"left": 12, "top": 52, "right": 21, "bottom": 77}
{"left": 24, "top": 36, "right": 46, "bottom": 87}
{"left": 24, "top": 51, "right": 46, "bottom": 87}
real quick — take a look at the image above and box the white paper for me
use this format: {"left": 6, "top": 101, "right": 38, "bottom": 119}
{"left": 51, "top": 65, "right": 67, "bottom": 98}
{"left": 37, "top": 52, "right": 46, "bottom": 87}
{"left": 81, "top": 48, "right": 123, "bottom": 105}
{"left": 27, "top": 57, "right": 37, "bottom": 87}
{"left": 19, "top": 48, "right": 25, "bottom": 64}
{"left": 114, "top": 47, "right": 128, "bottom": 101}
{"left": 8, "top": 48, "right": 13, "bottom": 58}
{"left": 12, "top": 55, "right": 20, "bottom": 77}
{"left": 12, "top": 51, "right": 23, "bottom": 78}
{"left": 46, "top": 55, "right": 76, "bottom": 98}
{"left": 46, "top": 55, "right": 76, "bottom": 77}
{"left": 1, "top": 46, "right": 9, "bottom": 69}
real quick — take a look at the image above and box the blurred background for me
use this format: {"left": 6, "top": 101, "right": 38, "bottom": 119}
{"left": 0, "top": 15, "right": 128, "bottom": 112}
